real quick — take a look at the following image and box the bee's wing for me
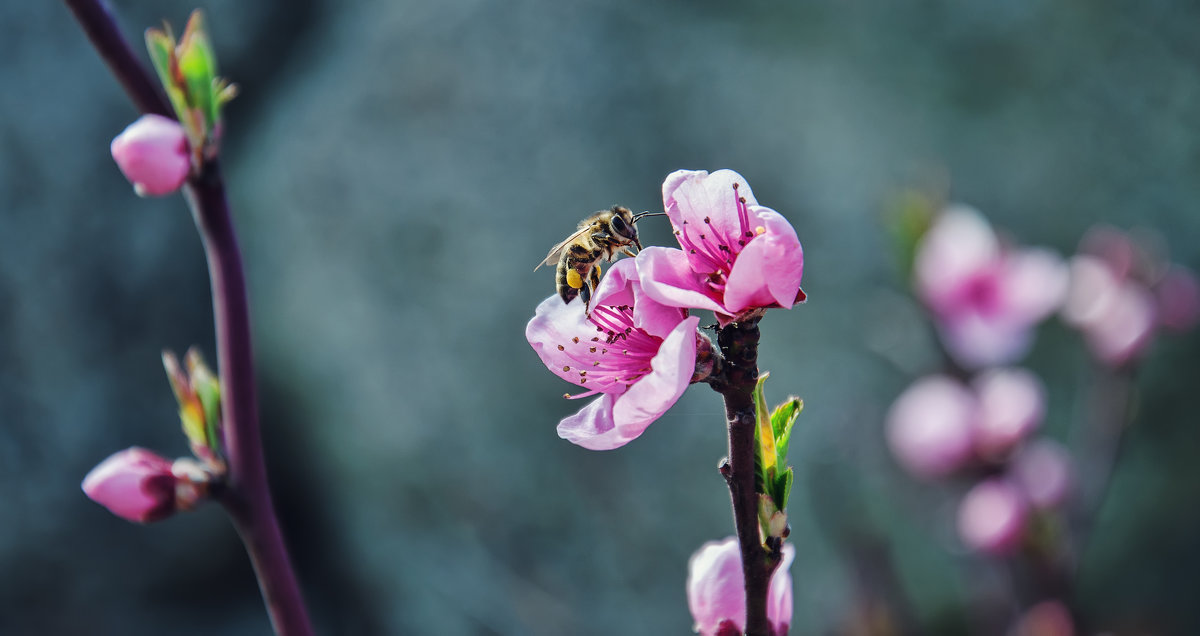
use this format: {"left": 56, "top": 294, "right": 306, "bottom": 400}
{"left": 534, "top": 226, "right": 591, "bottom": 271}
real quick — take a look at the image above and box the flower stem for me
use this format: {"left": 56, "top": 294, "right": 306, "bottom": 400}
{"left": 710, "top": 319, "right": 782, "bottom": 636}
{"left": 63, "top": 3, "right": 313, "bottom": 634}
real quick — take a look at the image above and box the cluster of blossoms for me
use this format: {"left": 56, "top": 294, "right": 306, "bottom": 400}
{"left": 890, "top": 205, "right": 1199, "bottom": 635}
{"left": 527, "top": 169, "right": 804, "bottom": 634}
{"left": 887, "top": 369, "right": 1069, "bottom": 555}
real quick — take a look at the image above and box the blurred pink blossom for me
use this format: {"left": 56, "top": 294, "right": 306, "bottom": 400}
{"left": 885, "top": 375, "right": 977, "bottom": 479}
{"left": 1062, "top": 255, "right": 1157, "bottom": 367}
{"left": 1010, "top": 599, "right": 1075, "bottom": 636}
{"left": 957, "top": 477, "right": 1028, "bottom": 556}
{"left": 1063, "top": 226, "right": 1199, "bottom": 366}
{"left": 110, "top": 114, "right": 190, "bottom": 197}
{"left": 686, "top": 537, "right": 794, "bottom": 636}
{"left": 527, "top": 258, "right": 700, "bottom": 450}
{"left": 82, "top": 447, "right": 178, "bottom": 523}
{"left": 638, "top": 169, "right": 804, "bottom": 325}
{"left": 973, "top": 368, "right": 1046, "bottom": 460}
{"left": 914, "top": 206, "right": 1067, "bottom": 368}
{"left": 1012, "top": 440, "right": 1073, "bottom": 509}
{"left": 1155, "top": 265, "right": 1200, "bottom": 332}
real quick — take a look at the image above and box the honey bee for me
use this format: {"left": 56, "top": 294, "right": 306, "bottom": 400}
{"left": 535, "top": 206, "right": 662, "bottom": 310}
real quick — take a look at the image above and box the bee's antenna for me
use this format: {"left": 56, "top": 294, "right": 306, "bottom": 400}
{"left": 632, "top": 211, "right": 668, "bottom": 222}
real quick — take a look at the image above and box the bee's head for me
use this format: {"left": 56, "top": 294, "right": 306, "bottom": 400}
{"left": 609, "top": 206, "right": 638, "bottom": 243}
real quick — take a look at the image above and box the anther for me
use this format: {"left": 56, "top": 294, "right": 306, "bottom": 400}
{"left": 563, "top": 366, "right": 570, "bottom": 372}
{"left": 739, "top": 197, "right": 746, "bottom": 204}
{"left": 704, "top": 216, "right": 711, "bottom": 223}
{"left": 557, "top": 345, "right": 565, "bottom": 351}
{"left": 589, "top": 347, "right": 597, "bottom": 353}
{"left": 572, "top": 337, "right": 580, "bottom": 343}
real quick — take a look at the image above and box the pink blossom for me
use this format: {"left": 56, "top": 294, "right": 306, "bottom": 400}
{"left": 1061, "top": 255, "right": 1157, "bottom": 366}
{"left": 914, "top": 206, "right": 1067, "bottom": 368}
{"left": 82, "top": 447, "right": 178, "bottom": 523}
{"left": 957, "top": 478, "right": 1028, "bottom": 556}
{"left": 973, "top": 368, "right": 1045, "bottom": 460}
{"left": 885, "top": 375, "right": 977, "bottom": 479}
{"left": 687, "top": 537, "right": 794, "bottom": 636}
{"left": 1010, "top": 600, "right": 1075, "bottom": 636}
{"left": 1155, "top": 265, "right": 1200, "bottom": 332}
{"left": 110, "top": 114, "right": 190, "bottom": 197}
{"left": 638, "top": 170, "right": 804, "bottom": 324}
{"left": 526, "top": 258, "right": 700, "bottom": 450}
{"left": 1012, "top": 440, "right": 1073, "bottom": 509}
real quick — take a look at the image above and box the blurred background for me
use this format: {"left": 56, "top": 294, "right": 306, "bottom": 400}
{"left": 3, "top": 1, "right": 1200, "bottom": 634}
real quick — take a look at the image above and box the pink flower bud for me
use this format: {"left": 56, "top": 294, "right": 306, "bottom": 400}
{"left": 82, "top": 447, "right": 177, "bottom": 523}
{"left": 973, "top": 368, "right": 1045, "bottom": 460}
{"left": 957, "top": 478, "right": 1028, "bottom": 556}
{"left": 687, "top": 537, "right": 794, "bottom": 636}
{"left": 1012, "top": 440, "right": 1073, "bottom": 509}
{"left": 886, "top": 376, "right": 977, "bottom": 479}
{"left": 110, "top": 114, "right": 190, "bottom": 197}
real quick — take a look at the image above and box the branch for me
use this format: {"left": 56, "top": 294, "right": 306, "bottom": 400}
{"left": 62, "top": 3, "right": 313, "bottom": 634}
{"left": 710, "top": 319, "right": 782, "bottom": 636}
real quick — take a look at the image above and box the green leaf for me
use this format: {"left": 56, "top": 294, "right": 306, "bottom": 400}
{"left": 178, "top": 11, "right": 218, "bottom": 134}
{"left": 774, "top": 467, "right": 793, "bottom": 511}
{"left": 753, "top": 372, "right": 777, "bottom": 477}
{"left": 770, "top": 397, "right": 802, "bottom": 463}
{"left": 145, "top": 29, "right": 190, "bottom": 124}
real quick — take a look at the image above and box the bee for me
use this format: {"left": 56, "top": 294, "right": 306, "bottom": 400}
{"left": 535, "top": 206, "right": 662, "bottom": 310}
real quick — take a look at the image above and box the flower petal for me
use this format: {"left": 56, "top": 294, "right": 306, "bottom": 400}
{"left": 664, "top": 169, "right": 761, "bottom": 271}
{"left": 724, "top": 207, "right": 804, "bottom": 313}
{"left": 594, "top": 257, "right": 689, "bottom": 340}
{"left": 556, "top": 394, "right": 626, "bottom": 450}
{"left": 915, "top": 206, "right": 999, "bottom": 315}
{"left": 1000, "top": 248, "right": 1068, "bottom": 324}
{"left": 610, "top": 315, "right": 700, "bottom": 439}
{"left": 937, "top": 313, "right": 1035, "bottom": 369}
{"left": 637, "top": 246, "right": 726, "bottom": 314}
{"left": 525, "top": 294, "right": 596, "bottom": 387}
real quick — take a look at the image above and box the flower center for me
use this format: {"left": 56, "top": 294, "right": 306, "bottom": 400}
{"left": 671, "top": 182, "right": 763, "bottom": 295}
{"left": 555, "top": 304, "right": 662, "bottom": 399}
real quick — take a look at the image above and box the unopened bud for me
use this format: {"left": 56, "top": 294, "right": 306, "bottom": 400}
{"left": 82, "top": 447, "right": 178, "bottom": 523}
{"left": 110, "top": 114, "right": 190, "bottom": 197}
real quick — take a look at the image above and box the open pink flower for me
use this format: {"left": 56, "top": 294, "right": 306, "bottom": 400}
{"left": 82, "top": 447, "right": 178, "bottom": 523}
{"left": 110, "top": 114, "right": 191, "bottom": 197}
{"left": 687, "top": 537, "right": 794, "bottom": 636}
{"left": 638, "top": 170, "right": 804, "bottom": 324}
{"left": 914, "top": 206, "right": 1067, "bottom": 369}
{"left": 527, "top": 258, "right": 700, "bottom": 450}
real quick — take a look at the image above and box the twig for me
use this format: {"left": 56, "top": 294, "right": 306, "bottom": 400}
{"left": 62, "top": 3, "right": 313, "bottom": 634}
{"left": 709, "top": 318, "right": 782, "bottom": 636}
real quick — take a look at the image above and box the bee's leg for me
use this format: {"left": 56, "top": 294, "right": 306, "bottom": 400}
{"left": 621, "top": 248, "right": 637, "bottom": 258}
{"left": 578, "top": 277, "right": 592, "bottom": 310}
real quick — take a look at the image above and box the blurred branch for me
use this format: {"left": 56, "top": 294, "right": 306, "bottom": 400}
{"left": 62, "top": 0, "right": 172, "bottom": 118}
{"left": 62, "top": 3, "right": 313, "bottom": 634}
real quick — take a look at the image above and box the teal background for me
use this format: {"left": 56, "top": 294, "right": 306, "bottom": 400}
{"left": 3, "top": 1, "right": 1199, "bottom": 634}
